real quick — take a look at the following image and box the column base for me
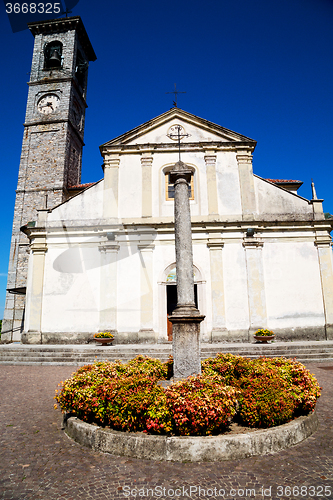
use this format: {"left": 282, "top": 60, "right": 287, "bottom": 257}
{"left": 170, "top": 305, "right": 205, "bottom": 380}
{"left": 138, "top": 329, "right": 157, "bottom": 344}
{"left": 0, "top": 333, "right": 13, "bottom": 344}
{"left": 211, "top": 328, "right": 229, "bottom": 343}
{"left": 325, "top": 324, "right": 333, "bottom": 340}
{"left": 21, "top": 331, "right": 42, "bottom": 344}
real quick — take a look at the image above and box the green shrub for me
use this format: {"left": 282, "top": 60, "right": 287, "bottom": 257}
{"left": 202, "top": 353, "right": 252, "bottom": 386}
{"left": 103, "top": 375, "right": 171, "bottom": 433}
{"left": 252, "top": 357, "right": 321, "bottom": 415}
{"left": 56, "top": 356, "right": 169, "bottom": 428}
{"left": 55, "top": 353, "right": 321, "bottom": 435}
{"left": 238, "top": 371, "right": 295, "bottom": 428}
{"left": 119, "top": 355, "right": 168, "bottom": 380}
{"left": 165, "top": 375, "right": 239, "bottom": 436}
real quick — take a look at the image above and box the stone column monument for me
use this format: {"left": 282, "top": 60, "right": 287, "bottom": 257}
{"left": 169, "top": 160, "right": 205, "bottom": 380}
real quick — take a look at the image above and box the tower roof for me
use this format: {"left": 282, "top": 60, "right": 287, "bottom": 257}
{"left": 28, "top": 16, "right": 97, "bottom": 61}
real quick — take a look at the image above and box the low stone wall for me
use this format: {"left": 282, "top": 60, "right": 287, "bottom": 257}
{"left": 64, "top": 411, "right": 318, "bottom": 462}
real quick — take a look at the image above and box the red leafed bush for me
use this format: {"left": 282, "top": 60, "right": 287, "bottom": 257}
{"left": 253, "top": 357, "right": 321, "bottom": 415}
{"left": 117, "top": 355, "right": 168, "bottom": 380}
{"left": 238, "top": 371, "right": 295, "bottom": 428}
{"left": 202, "top": 353, "right": 252, "bottom": 386}
{"left": 102, "top": 376, "right": 171, "bottom": 433}
{"left": 164, "top": 375, "right": 239, "bottom": 436}
{"left": 55, "top": 354, "right": 321, "bottom": 435}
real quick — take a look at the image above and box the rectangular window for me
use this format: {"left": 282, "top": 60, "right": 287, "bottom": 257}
{"left": 166, "top": 173, "right": 194, "bottom": 201}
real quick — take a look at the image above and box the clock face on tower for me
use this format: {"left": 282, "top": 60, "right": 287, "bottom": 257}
{"left": 37, "top": 94, "right": 60, "bottom": 115}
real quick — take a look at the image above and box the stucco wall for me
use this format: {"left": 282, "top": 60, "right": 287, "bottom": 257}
{"left": 254, "top": 176, "right": 312, "bottom": 216}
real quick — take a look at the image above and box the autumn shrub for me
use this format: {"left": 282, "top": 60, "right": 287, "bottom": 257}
{"left": 118, "top": 355, "right": 168, "bottom": 380}
{"left": 238, "top": 370, "right": 296, "bottom": 428}
{"left": 164, "top": 375, "right": 239, "bottom": 436}
{"left": 55, "top": 356, "right": 168, "bottom": 425}
{"left": 102, "top": 375, "right": 171, "bottom": 433}
{"left": 252, "top": 357, "right": 321, "bottom": 415}
{"left": 202, "top": 353, "right": 252, "bottom": 386}
{"left": 55, "top": 368, "right": 119, "bottom": 424}
{"left": 55, "top": 353, "right": 321, "bottom": 435}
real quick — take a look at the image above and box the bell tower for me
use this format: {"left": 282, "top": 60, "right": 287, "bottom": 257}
{"left": 2, "top": 17, "right": 96, "bottom": 342}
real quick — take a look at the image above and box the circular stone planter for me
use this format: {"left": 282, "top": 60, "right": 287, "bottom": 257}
{"left": 64, "top": 411, "right": 318, "bottom": 462}
{"left": 253, "top": 335, "right": 275, "bottom": 343}
{"left": 94, "top": 338, "right": 113, "bottom": 346}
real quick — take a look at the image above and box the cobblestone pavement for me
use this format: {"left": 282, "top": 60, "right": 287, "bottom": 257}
{"left": 0, "top": 362, "right": 332, "bottom": 500}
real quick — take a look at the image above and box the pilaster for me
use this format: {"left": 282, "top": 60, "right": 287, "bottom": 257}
{"left": 207, "top": 239, "right": 227, "bottom": 341}
{"left": 236, "top": 150, "right": 256, "bottom": 221}
{"left": 141, "top": 153, "right": 153, "bottom": 217}
{"left": 98, "top": 240, "right": 120, "bottom": 335}
{"left": 315, "top": 237, "right": 333, "bottom": 339}
{"left": 204, "top": 152, "right": 218, "bottom": 216}
{"left": 21, "top": 235, "right": 47, "bottom": 344}
{"left": 310, "top": 199, "right": 325, "bottom": 221}
{"left": 243, "top": 238, "right": 267, "bottom": 335}
{"left": 103, "top": 155, "right": 120, "bottom": 218}
{"left": 138, "top": 241, "right": 156, "bottom": 343}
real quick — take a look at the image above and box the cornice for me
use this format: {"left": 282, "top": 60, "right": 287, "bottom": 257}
{"left": 101, "top": 142, "right": 255, "bottom": 156}
{"left": 23, "top": 118, "right": 85, "bottom": 143}
{"left": 28, "top": 78, "right": 88, "bottom": 107}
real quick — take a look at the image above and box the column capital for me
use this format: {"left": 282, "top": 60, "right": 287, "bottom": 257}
{"left": 30, "top": 241, "right": 47, "bottom": 254}
{"left": 138, "top": 243, "right": 155, "bottom": 251}
{"left": 140, "top": 152, "right": 153, "bottom": 167}
{"left": 236, "top": 150, "right": 253, "bottom": 163}
{"left": 204, "top": 153, "right": 217, "bottom": 164}
{"left": 104, "top": 155, "right": 120, "bottom": 168}
{"left": 99, "top": 242, "right": 120, "bottom": 253}
{"left": 207, "top": 240, "right": 224, "bottom": 249}
{"left": 243, "top": 240, "right": 263, "bottom": 248}
{"left": 314, "top": 240, "right": 331, "bottom": 248}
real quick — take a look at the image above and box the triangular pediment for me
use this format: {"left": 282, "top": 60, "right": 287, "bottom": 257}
{"left": 100, "top": 108, "right": 256, "bottom": 150}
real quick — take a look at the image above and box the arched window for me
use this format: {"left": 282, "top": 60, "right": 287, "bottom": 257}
{"left": 164, "top": 167, "right": 195, "bottom": 201}
{"left": 44, "top": 41, "right": 63, "bottom": 69}
{"left": 75, "top": 50, "right": 88, "bottom": 88}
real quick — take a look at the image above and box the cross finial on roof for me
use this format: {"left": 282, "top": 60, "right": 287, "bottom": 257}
{"left": 166, "top": 83, "right": 186, "bottom": 107}
{"left": 311, "top": 178, "right": 318, "bottom": 200}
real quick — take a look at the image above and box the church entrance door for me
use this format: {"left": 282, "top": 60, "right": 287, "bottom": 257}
{"left": 166, "top": 284, "right": 197, "bottom": 341}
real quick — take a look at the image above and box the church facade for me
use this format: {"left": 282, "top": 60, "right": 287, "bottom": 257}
{"left": 3, "top": 17, "right": 333, "bottom": 345}
{"left": 21, "top": 107, "right": 333, "bottom": 344}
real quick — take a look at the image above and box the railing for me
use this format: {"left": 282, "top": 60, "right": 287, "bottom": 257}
{"left": 0, "top": 326, "right": 22, "bottom": 335}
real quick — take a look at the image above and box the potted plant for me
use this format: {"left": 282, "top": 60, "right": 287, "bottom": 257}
{"left": 94, "top": 332, "right": 114, "bottom": 345}
{"left": 253, "top": 329, "right": 275, "bottom": 344}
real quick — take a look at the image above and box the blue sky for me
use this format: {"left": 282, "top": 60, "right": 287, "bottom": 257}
{"left": 1, "top": 0, "right": 333, "bottom": 319}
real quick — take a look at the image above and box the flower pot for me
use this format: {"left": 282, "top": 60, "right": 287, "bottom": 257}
{"left": 94, "top": 338, "right": 113, "bottom": 346}
{"left": 253, "top": 335, "right": 275, "bottom": 344}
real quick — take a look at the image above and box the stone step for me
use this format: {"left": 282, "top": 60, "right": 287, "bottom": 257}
{"left": 1, "top": 340, "right": 333, "bottom": 365}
